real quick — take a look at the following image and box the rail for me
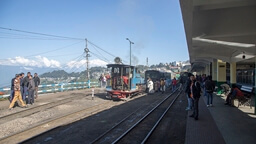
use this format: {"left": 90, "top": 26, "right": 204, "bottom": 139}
{"left": 0, "top": 81, "right": 99, "bottom": 99}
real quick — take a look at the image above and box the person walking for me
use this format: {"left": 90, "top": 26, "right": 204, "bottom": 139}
{"left": 9, "top": 74, "right": 27, "bottom": 110}
{"left": 172, "top": 77, "right": 177, "bottom": 92}
{"left": 33, "top": 73, "right": 40, "bottom": 100}
{"left": 99, "top": 75, "right": 103, "bottom": 88}
{"left": 189, "top": 75, "right": 201, "bottom": 120}
{"left": 102, "top": 75, "right": 106, "bottom": 88}
{"left": 160, "top": 78, "right": 165, "bottom": 94}
{"left": 147, "top": 78, "right": 154, "bottom": 94}
{"left": 205, "top": 75, "right": 215, "bottom": 107}
{"left": 28, "top": 75, "right": 35, "bottom": 105}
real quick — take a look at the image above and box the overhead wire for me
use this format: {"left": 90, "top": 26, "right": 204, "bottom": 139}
{"left": 90, "top": 51, "right": 109, "bottom": 63}
{"left": 0, "top": 27, "right": 84, "bottom": 40}
{"left": 88, "top": 42, "right": 109, "bottom": 62}
{"left": 46, "top": 53, "right": 82, "bottom": 58}
{"left": 24, "top": 40, "right": 84, "bottom": 58}
{"left": 0, "top": 40, "right": 84, "bottom": 62}
{"left": 65, "top": 53, "right": 86, "bottom": 73}
{"left": 87, "top": 40, "right": 116, "bottom": 58}
{"left": 0, "top": 31, "right": 77, "bottom": 40}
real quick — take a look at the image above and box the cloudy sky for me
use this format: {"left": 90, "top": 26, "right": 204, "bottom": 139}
{"left": 0, "top": 0, "right": 188, "bottom": 71}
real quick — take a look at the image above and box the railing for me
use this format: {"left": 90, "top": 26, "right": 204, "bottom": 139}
{"left": 0, "top": 81, "right": 99, "bottom": 99}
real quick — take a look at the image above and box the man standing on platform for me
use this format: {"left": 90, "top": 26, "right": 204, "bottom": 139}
{"left": 189, "top": 75, "right": 201, "bottom": 120}
{"left": 20, "top": 73, "right": 25, "bottom": 101}
{"left": 9, "top": 74, "right": 17, "bottom": 102}
{"left": 23, "top": 72, "right": 31, "bottom": 101}
{"left": 28, "top": 75, "right": 35, "bottom": 105}
{"left": 185, "top": 73, "right": 192, "bottom": 110}
{"left": 33, "top": 73, "right": 40, "bottom": 100}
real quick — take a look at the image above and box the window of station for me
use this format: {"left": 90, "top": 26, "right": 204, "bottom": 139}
{"left": 237, "top": 69, "right": 254, "bottom": 86}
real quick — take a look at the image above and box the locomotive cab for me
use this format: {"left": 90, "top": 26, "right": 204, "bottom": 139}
{"left": 106, "top": 64, "right": 136, "bottom": 91}
{"left": 106, "top": 63, "right": 143, "bottom": 100}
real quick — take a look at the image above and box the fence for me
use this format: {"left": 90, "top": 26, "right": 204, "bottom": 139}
{"left": 0, "top": 81, "right": 99, "bottom": 99}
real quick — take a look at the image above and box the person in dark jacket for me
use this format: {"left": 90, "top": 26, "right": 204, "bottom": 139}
{"left": 19, "top": 73, "right": 25, "bottom": 101}
{"left": 33, "top": 73, "right": 40, "bottom": 100}
{"left": 23, "top": 72, "right": 31, "bottom": 101}
{"left": 205, "top": 75, "right": 215, "bottom": 107}
{"left": 189, "top": 75, "right": 201, "bottom": 120}
{"left": 185, "top": 73, "right": 193, "bottom": 110}
{"left": 9, "top": 74, "right": 17, "bottom": 102}
{"left": 28, "top": 75, "right": 35, "bottom": 105}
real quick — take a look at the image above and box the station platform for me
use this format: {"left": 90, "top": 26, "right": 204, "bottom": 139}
{"left": 185, "top": 93, "right": 256, "bottom": 144}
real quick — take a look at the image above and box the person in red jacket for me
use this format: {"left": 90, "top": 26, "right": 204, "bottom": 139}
{"left": 172, "top": 77, "right": 177, "bottom": 92}
{"left": 225, "top": 84, "right": 244, "bottom": 106}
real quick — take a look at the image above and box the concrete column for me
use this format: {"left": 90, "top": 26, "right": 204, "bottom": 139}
{"left": 254, "top": 57, "right": 256, "bottom": 115}
{"left": 230, "top": 62, "right": 237, "bottom": 85}
{"left": 217, "top": 59, "right": 226, "bottom": 94}
{"left": 212, "top": 60, "right": 217, "bottom": 83}
{"left": 205, "top": 64, "right": 210, "bottom": 76}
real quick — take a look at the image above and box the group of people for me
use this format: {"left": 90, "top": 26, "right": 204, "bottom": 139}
{"left": 184, "top": 73, "right": 215, "bottom": 120}
{"left": 8, "top": 72, "right": 40, "bottom": 110}
{"left": 146, "top": 77, "right": 178, "bottom": 94}
{"left": 184, "top": 73, "right": 247, "bottom": 121}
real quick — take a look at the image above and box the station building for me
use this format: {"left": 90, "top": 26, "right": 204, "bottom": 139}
{"left": 180, "top": 0, "right": 256, "bottom": 113}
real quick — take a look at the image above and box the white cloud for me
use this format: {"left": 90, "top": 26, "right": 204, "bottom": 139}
{"left": 0, "top": 56, "right": 61, "bottom": 68}
{"left": 0, "top": 56, "right": 107, "bottom": 70}
{"left": 66, "top": 59, "right": 108, "bottom": 69}
{"left": 23, "top": 67, "right": 34, "bottom": 70}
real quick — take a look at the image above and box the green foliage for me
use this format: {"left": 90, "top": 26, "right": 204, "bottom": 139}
{"left": 40, "top": 70, "right": 68, "bottom": 78}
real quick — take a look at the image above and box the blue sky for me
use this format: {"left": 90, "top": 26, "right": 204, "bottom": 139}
{"left": 0, "top": 0, "right": 188, "bottom": 71}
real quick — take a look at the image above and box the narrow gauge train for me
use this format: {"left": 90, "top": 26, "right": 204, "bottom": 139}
{"left": 105, "top": 59, "right": 144, "bottom": 100}
{"left": 145, "top": 70, "right": 172, "bottom": 87}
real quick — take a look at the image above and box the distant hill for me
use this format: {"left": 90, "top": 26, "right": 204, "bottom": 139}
{"left": 40, "top": 66, "right": 108, "bottom": 79}
{"left": 0, "top": 61, "right": 189, "bottom": 88}
{"left": 40, "top": 70, "right": 69, "bottom": 78}
{"left": 0, "top": 65, "right": 56, "bottom": 88}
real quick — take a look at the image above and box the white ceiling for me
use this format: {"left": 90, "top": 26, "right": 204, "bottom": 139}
{"left": 180, "top": 0, "right": 256, "bottom": 71}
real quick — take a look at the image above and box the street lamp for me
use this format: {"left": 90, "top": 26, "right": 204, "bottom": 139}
{"left": 126, "top": 38, "right": 134, "bottom": 66}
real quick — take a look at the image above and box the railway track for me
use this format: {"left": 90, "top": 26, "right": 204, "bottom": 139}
{"left": 0, "top": 93, "right": 91, "bottom": 124}
{"left": 0, "top": 100, "right": 113, "bottom": 144}
{"left": 90, "top": 87, "right": 182, "bottom": 144}
{"left": 0, "top": 92, "right": 149, "bottom": 144}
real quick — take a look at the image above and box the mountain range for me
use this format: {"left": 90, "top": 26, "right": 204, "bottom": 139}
{"left": 0, "top": 65, "right": 57, "bottom": 88}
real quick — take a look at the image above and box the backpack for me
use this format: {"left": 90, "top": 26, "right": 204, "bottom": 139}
{"left": 195, "top": 81, "right": 201, "bottom": 93}
{"left": 205, "top": 80, "right": 214, "bottom": 93}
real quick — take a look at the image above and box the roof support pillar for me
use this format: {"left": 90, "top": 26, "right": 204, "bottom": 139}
{"left": 254, "top": 57, "right": 256, "bottom": 115}
{"left": 205, "top": 64, "right": 210, "bottom": 76}
{"left": 217, "top": 60, "right": 226, "bottom": 94}
{"left": 212, "top": 59, "right": 217, "bottom": 83}
{"left": 230, "top": 62, "right": 237, "bottom": 85}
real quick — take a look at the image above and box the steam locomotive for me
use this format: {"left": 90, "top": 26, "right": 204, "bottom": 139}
{"left": 105, "top": 57, "right": 144, "bottom": 100}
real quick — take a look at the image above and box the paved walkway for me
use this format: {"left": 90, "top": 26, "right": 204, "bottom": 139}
{"left": 186, "top": 93, "right": 256, "bottom": 144}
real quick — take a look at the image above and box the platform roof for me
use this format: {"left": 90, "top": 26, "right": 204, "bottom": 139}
{"left": 179, "top": 0, "right": 256, "bottom": 71}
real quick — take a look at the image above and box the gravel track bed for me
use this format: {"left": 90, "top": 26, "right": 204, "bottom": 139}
{"left": 24, "top": 90, "right": 173, "bottom": 144}
{"left": 0, "top": 89, "right": 107, "bottom": 139}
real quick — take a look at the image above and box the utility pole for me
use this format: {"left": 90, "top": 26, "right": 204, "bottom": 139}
{"left": 126, "top": 38, "right": 134, "bottom": 66}
{"left": 84, "top": 39, "right": 90, "bottom": 88}
{"left": 146, "top": 57, "right": 148, "bottom": 67}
